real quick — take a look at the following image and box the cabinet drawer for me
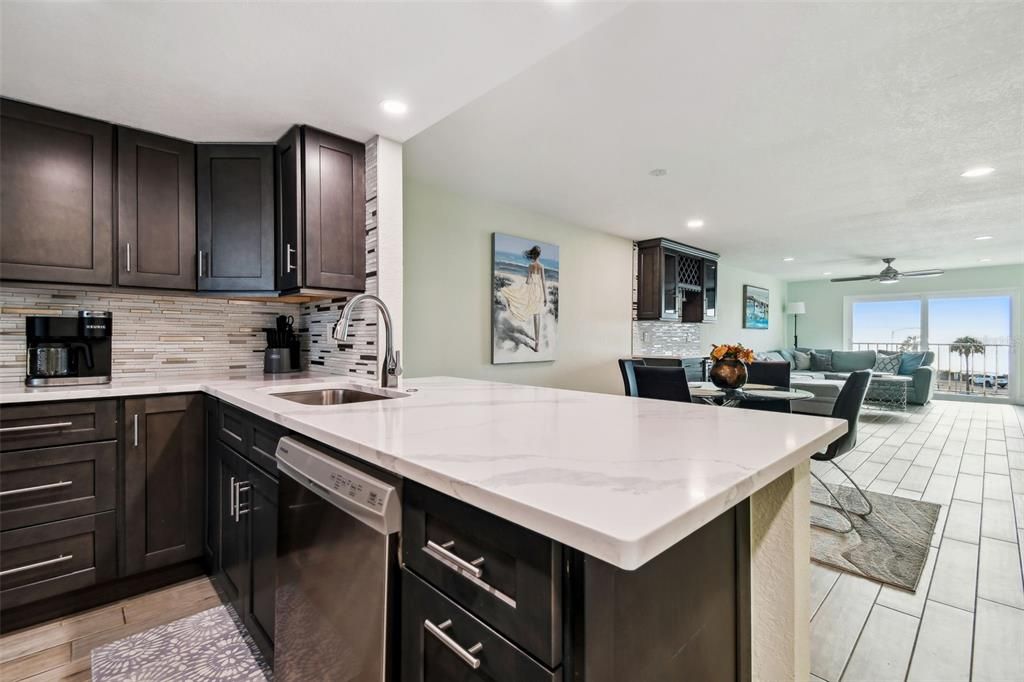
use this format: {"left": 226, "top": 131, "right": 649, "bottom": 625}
{"left": 402, "top": 482, "right": 562, "bottom": 668}
{"left": 217, "top": 402, "right": 252, "bottom": 453}
{"left": 402, "top": 571, "right": 559, "bottom": 682}
{"left": 249, "top": 418, "right": 287, "bottom": 477}
{"left": 0, "top": 512, "right": 116, "bottom": 609}
{"left": 1, "top": 441, "right": 116, "bottom": 531}
{"left": 0, "top": 400, "right": 117, "bottom": 452}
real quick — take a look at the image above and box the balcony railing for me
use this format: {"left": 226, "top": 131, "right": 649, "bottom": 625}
{"left": 851, "top": 342, "right": 1011, "bottom": 398}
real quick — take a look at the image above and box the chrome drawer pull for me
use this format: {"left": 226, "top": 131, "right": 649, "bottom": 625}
{"left": 424, "top": 619, "right": 483, "bottom": 670}
{"left": 133, "top": 414, "right": 139, "bottom": 448}
{"left": 426, "top": 540, "right": 484, "bottom": 578}
{"left": 0, "top": 421, "right": 73, "bottom": 434}
{"left": 229, "top": 476, "right": 237, "bottom": 519}
{"left": 0, "top": 553, "right": 73, "bottom": 578}
{"left": 0, "top": 480, "right": 72, "bottom": 498}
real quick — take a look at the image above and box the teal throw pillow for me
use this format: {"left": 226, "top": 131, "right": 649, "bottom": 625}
{"left": 899, "top": 351, "right": 927, "bottom": 375}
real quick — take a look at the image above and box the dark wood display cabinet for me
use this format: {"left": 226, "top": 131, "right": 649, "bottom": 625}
{"left": 196, "top": 145, "right": 276, "bottom": 292}
{"left": 0, "top": 99, "right": 114, "bottom": 285}
{"left": 276, "top": 125, "right": 366, "bottom": 293}
{"left": 636, "top": 238, "right": 719, "bottom": 323}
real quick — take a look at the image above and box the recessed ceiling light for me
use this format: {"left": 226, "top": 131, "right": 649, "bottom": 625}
{"left": 686, "top": 218, "right": 704, "bottom": 229}
{"left": 979, "top": 258, "right": 992, "bottom": 263}
{"left": 823, "top": 271, "right": 832, "bottom": 275}
{"left": 783, "top": 257, "right": 795, "bottom": 262}
{"left": 974, "top": 235, "right": 993, "bottom": 240}
{"left": 379, "top": 99, "right": 408, "bottom": 116}
{"left": 649, "top": 168, "right": 668, "bottom": 177}
{"left": 961, "top": 166, "right": 995, "bottom": 178}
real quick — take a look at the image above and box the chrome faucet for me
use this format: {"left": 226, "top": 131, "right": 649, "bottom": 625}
{"left": 332, "top": 293, "right": 402, "bottom": 388}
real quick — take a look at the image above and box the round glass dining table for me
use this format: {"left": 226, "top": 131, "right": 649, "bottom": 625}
{"left": 688, "top": 382, "right": 816, "bottom": 407}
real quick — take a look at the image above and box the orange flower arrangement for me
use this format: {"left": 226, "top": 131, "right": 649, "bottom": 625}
{"left": 710, "top": 343, "right": 756, "bottom": 364}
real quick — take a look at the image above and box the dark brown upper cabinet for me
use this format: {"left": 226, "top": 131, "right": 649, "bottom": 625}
{"left": 0, "top": 99, "right": 114, "bottom": 285}
{"left": 117, "top": 127, "right": 196, "bottom": 289}
{"left": 196, "top": 145, "right": 275, "bottom": 291}
{"left": 636, "top": 238, "right": 719, "bottom": 323}
{"left": 123, "top": 393, "right": 204, "bottom": 575}
{"left": 276, "top": 125, "right": 366, "bottom": 292}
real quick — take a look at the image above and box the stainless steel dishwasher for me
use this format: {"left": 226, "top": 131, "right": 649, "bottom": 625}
{"left": 274, "top": 437, "right": 401, "bottom": 682}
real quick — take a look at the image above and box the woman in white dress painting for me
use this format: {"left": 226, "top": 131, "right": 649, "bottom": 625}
{"left": 499, "top": 245, "right": 548, "bottom": 352}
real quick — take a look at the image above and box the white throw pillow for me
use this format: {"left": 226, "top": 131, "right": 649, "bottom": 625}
{"left": 874, "top": 352, "right": 901, "bottom": 374}
{"left": 792, "top": 350, "right": 812, "bottom": 370}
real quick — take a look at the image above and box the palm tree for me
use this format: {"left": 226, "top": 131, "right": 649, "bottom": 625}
{"left": 951, "top": 336, "right": 985, "bottom": 393}
{"left": 900, "top": 335, "right": 920, "bottom": 351}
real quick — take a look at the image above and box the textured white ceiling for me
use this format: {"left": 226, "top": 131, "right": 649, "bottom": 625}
{"left": 0, "top": 1, "right": 625, "bottom": 142}
{"left": 406, "top": 2, "right": 1024, "bottom": 281}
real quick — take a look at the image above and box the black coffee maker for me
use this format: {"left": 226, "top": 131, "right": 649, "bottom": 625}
{"left": 25, "top": 311, "right": 113, "bottom": 386}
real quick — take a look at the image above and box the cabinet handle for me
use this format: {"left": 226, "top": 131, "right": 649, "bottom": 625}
{"left": 0, "top": 554, "right": 73, "bottom": 578}
{"left": 133, "top": 414, "right": 139, "bottom": 448}
{"left": 425, "top": 540, "right": 485, "bottom": 578}
{"left": 228, "top": 476, "right": 237, "bottom": 519}
{"left": 286, "top": 244, "right": 296, "bottom": 273}
{"left": 198, "top": 250, "right": 204, "bottom": 278}
{"left": 0, "top": 480, "right": 72, "bottom": 498}
{"left": 424, "top": 619, "right": 483, "bottom": 670}
{"left": 234, "top": 481, "right": 251, "bottom": 522}
{"left": 126, "top": 242, "right": 132, "bottom": 273}
{"left": 0, "top": 421, "right": 73, "bottom": 434}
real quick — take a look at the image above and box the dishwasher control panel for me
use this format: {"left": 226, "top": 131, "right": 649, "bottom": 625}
{"left": 276, "top": 436, "right": 400, "bottom": 534}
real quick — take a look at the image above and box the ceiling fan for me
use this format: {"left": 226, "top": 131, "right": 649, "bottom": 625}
{"left": 830, "top": 258, "right": 944, "bottom": 284}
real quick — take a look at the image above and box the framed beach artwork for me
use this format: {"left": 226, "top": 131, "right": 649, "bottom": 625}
{"left": 743, "top": 285, "right": 769, "bottom": 329}
{"left": 492, "top": 233, "right": 560, "bottom": 364}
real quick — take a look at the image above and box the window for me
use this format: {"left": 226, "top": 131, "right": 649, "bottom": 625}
{"left": 851, "top": 299, "right": 922, "bottom": 350}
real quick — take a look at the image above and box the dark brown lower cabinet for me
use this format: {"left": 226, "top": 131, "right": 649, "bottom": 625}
{"left": 216, "top": 439, "right": 277, "bottom": 665}
{"left": 123, "top": 394, "right": 204, "bottom": 575}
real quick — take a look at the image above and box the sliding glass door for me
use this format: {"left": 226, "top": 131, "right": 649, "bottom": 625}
{"left": 849, "top": 293, "right": 1013, "bottom": 399}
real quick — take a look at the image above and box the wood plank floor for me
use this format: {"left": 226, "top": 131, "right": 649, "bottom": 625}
{"left": 811, "top": 399, "right": 1024, "bottom": 682}
{"left": 0, "top": 577, "right": 219, "bottom": 681}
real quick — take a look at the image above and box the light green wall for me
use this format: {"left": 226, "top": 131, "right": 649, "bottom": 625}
{"left": 702, "top": 262, "right": 788, "bottom": 352}
{"left": 403, "top": 178, "right": 633, "bottom": 395}
{"left": 786, "top": 264, "right": 1024, "bottom": 350}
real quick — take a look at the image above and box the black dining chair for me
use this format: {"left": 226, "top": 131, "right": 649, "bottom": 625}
{"left": 743, "top": 361, "right": 792, "bottom": 414}
{"left": 618, "top": 358, "right": 645, "bottom": 397}
{"left": 810, "top": 369, "right": 873, "bottom": 533}
{"left": 634, "top": 366, "right": 693, "bottom": 403}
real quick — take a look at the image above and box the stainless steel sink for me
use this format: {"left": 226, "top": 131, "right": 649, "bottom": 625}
{"left": 270, "top": 388, "right": 401, "bottom": 406}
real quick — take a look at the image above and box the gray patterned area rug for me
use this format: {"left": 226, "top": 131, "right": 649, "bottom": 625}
{"left": 91, "top": 605, "right": 271, "bottom": 681}
{"left": 810, "top": 485, "right": 940, "bottom": 591}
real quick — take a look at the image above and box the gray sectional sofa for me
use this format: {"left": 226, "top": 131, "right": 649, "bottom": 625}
{"left": 762, "top": 348, "right": 936, "bottom": 415}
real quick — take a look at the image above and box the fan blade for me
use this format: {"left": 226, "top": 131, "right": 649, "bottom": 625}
{"left": 900, "top": 269, "right": 944, "bottom": 278}
{"left": 830, "top": 275, "right": 879, "bottom": 282}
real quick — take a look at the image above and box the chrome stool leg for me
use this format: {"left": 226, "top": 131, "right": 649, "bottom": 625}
{"left": 828, "top": 460, "right": 873, "bottom": 516}
{"left": 810, "top": 470, "right": 854, "bottom": 534}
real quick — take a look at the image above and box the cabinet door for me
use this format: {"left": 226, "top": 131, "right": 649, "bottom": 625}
{"left": 241, "top": 462, "right": 277, "bottom": 664}
{"left": 117, "top": 128, "right": 196, "bottom": 289}
{"left": 217, "top": 443, "right": 247, "bottom": 609}
{"left": 635, "top": 245, "right": 662, "bottom": 320}
{"left": 123, "top": 394, "right": 203, "bottom": 574}
{"left": 197, "top": 145, "right": 275, "bottom": 291}
{"left": 702, "top": 259, "right": 718, "bottom": 322}
{"left": 275, "top": 126, "right": 302, "bottom": 291}
{"left": 302, "top": 127, "right": 365, "bottom": 291}
{"left": 0, "top": 99, "right": 113, "bottom": 285}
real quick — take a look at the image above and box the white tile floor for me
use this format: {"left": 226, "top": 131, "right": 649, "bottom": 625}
{"left": 809, "top": 400, "right": 1024, "bottom": 682}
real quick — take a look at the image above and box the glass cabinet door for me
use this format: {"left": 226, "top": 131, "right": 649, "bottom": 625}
{"left": 662, "top": 251, "right": 679, "bottom": 319}
{"left": 703, "top": 260, "right": 718, "bottom": 321}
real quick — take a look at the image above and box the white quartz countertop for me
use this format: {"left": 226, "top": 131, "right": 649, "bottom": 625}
{"left": 1, "top": 374, "right": 846, "bottom": 570}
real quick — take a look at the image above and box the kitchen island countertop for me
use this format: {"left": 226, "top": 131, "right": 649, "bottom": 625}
{"left": 1, "top": 374, "right": 845, "bottom": 569}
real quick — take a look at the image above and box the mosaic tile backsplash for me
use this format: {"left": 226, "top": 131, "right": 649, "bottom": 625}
{"left": 0, "top": 285, "right": 298, "bottom": 383}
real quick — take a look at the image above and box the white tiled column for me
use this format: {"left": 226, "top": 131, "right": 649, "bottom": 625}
{"left": 750, "top": 461, "right": 811, "bottom": 681}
